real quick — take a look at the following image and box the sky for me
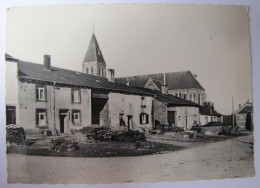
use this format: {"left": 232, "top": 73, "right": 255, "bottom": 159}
{"left": 5, "top": 4, "right": 252, "bottom": 115}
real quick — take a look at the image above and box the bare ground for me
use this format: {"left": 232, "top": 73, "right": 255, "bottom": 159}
{"left": 7, "top": 133, "right": 254, "bottom": 184}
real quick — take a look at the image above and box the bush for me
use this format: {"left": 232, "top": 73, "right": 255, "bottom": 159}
{"left": 114, "top": 130, "right": 146, "bottom": 142}
{"left": 49, "top": 137, "right": 80, "bottom": 152}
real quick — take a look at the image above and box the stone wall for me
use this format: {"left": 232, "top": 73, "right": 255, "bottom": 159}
{"left": 202, "top": 126, "right": 223, "bottom": 135}
{"left": 153, "top": 100, "right": 168, "bottom": 125}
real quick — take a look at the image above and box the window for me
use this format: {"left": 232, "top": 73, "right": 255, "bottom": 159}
{"left": 72, "top": 110, "right": 81, "bottom": 125}
{"left": 178, "top": 116, "right": 181, "bottom": 121}
{"left": 205, "top": 116, "right": 208, "bottom": 124}
{"left": 91, "top": 67, "right": 93, "bottom": 74}
{"left": 97, "top": 66, "right": 100, "bottom": 75}
{"left": 71, "top": 88, "right": 81, "bottom": 103}
{"left": 140, "top": 113, "right": 149, "bottom": 124}
{"left": 86, "top": 67, "right": 89, "bottom": 74}
{"left": 36, "top": 109, "right": 47, "bottom": 126}
{"left": 183, "top": 94, "right": 187, "bottom": 100}
{"left": 193, "top": 94, "right": 196, "bottom": 102}
{"left": 179, "top": 92, "right": 181, "bottom": 98}
{"left": 190, "top": 94, "right": 192, "bottom": 101}
{"left": 119, "top": 113, "right": 125, "bottom": 126}
{"left": 36, "top": 85, "right": 47, "bottom": 101}
{"left": 175, "top": 93, "right": 178, "bottom": 97}
{"left": 141, "top": 96, "right": 146, "bottom": 108}
{"left": 198, "top": 94, "right": 201, "bottom": 105}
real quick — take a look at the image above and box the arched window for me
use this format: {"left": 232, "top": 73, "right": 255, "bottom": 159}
{"left": 91, "top": 67, "right": 93, "bottom": 74}
{"left": 86, "top": 67, "right": 89, "bottom": 74}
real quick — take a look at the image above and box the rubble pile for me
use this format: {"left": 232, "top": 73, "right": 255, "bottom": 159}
{"left": 49, "top": 137, "right": 79, "bottom": 152}
{"left": 114, "top": 130, "right": 146, "bottom": 142}
{"left": 6, "top": 124, "right": 26, "bottom": 146}
{"left": 218, "top": 126, "right": 240, "bottom": 136}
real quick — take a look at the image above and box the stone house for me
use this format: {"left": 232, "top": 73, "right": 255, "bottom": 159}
{"left": 137, "top": 88, "right": 200, "bottom": 130}
{"left": 199, "top": 105, "right": 222, "bottom": 125}
{"left": 232, "top": 101, "right": 253, "bottom": 130}
{"left": 115, "top": 71, "right": 206, "bottom": 105}
{"left": 5, "top": 54, "right": 154, "bottom": 134}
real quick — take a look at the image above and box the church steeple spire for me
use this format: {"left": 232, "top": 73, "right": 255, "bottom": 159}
{"left": 82, "top": 32, "right": 106, "bottom": 77}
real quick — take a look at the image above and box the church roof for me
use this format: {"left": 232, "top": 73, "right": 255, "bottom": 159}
{"left": 136, "top": 87, "right": 199, "bottom": 107}
{"left": 152, "top": 79, "right": 163, "bottom": 90}
{"left": 115, "top": 71, "right": 204, "bottom": 90}
{"left": 83, "top": 33, "right": 106, "bottom": 64}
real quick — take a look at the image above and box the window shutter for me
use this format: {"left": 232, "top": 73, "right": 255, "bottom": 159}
{"left": 36, "top": 86, "right": 39, "bottom": 100}
{"left": 139, "top": 114, "right": 142, "bottom": 124}
{"left": 44, "top": 86, "right": 47, "bottom": 101}
{"left": 36, "top": 111, "right": 39, "bottom": 125}
{"left": 146, "top": 114, "right": 149, "bottom": 124}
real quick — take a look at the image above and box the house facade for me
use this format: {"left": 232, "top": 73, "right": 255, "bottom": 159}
{"left": 5, "top": 53, "right": 154, "bottom": 135}
{"left": 140, "top": 88, "right": 200, "bottom": 130}
{"left": 199, "top": 105, "right": 222, "bottom": 125}
{"left": 233, "top": 101, "right": 253, "bottom": 130}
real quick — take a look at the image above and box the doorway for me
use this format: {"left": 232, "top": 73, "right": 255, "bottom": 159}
{"left": 6, "top": 106, "right": 16, "bottom": 125}
{"left": 127, "top": 115, "right": 133, "bottom": 131}
{"left": 59, "top": 109, "right": 69, "bottom": 133}
{"left": 167, "top": 111, "right": 175, "bottom": 126}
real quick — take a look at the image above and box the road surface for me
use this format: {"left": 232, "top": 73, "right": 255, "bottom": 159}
{"left": 7, "top": 133, "right": 254, "bottom": 184}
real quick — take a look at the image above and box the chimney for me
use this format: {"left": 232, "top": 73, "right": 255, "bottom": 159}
{"left": 107, "top": 69, "right": 115, "bottom": 82}
{"left": 161, "top": 73, "right": 168, "bottom": 95}
{"left": 44, "top": 55, "right": 51, "bottom": 70}
{"left": 239, "top": 104, "right": 241, "bottom": 109}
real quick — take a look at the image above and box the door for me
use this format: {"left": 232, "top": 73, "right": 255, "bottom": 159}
{"left": 167, "top": 111, "right": 175, "bottom": 126}
{"left": 60, "top": 110, "right": 69, "bottom": 133}
{"left": 127, "top": 115, "right": 133, "bottom": 131}
{"left": 6, "top": 106, "right": 16, "bottom": 125}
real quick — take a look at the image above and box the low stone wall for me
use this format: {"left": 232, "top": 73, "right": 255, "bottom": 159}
{"left": 201, "top": 126, "right": 223, "bottom": 136}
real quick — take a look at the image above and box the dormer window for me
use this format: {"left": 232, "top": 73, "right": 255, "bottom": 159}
{"left": 36, "top": 85, "right": 47, "bottom": 101}
{"left": 71, "top": 88, "right": 81, "bottom": 103}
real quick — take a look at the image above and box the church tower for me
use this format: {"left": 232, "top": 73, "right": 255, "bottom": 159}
{"left": 82, "top": 33, "right": 106, "bottom": 78}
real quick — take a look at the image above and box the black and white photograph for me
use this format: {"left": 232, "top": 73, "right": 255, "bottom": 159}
{"left": 1, "top": 1, "right": 258, "bottom": 186}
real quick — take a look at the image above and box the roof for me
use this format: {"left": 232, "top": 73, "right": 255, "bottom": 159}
{"left": 199, "top": 105, "right": 222, "bottom": 116}
{"left": 152, "top": 79, "right": 163, "bottom": 90}
{"left": 137, "top": 87, "right": 199, "bottom": 107}
{"left": 83, "top": 33, "right": 106, "bottom": 64}
{"left": 115, "top": 71, "right": 204, "bottom": 90}
{"left": 233, "top": 101, "right": 253, "bottom": 115}
{"left": 238, "top": 106, "right": 253, "bottom": 114}
{"left": 17, "top": 60, "right": 153, "bottom": 96}
{"left": 5, "top": 53, "right": 19, "bottom": 62}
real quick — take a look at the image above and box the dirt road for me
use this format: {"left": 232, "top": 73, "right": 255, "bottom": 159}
{"left": 7, "top": 133, "right": 254, "bottom": 184}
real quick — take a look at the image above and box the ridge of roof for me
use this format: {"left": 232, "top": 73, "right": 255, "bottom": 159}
{"left": 136, "top": 87, "right": 199, "bottom": 107}
{"left": 115, "top": 71, "right": 204, "bottom": 90}
{"left": 17, "top": 60, "right": 153, "bottom": 96}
